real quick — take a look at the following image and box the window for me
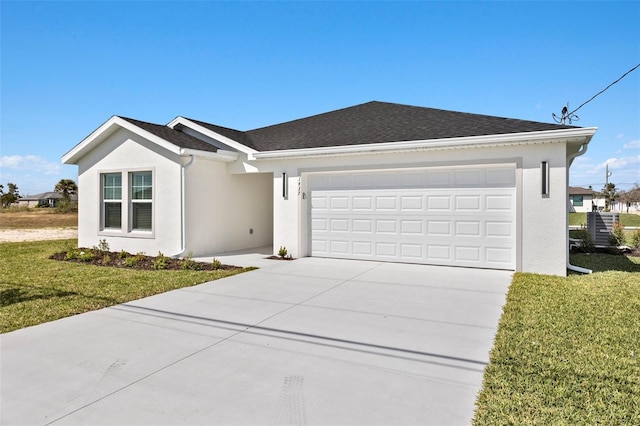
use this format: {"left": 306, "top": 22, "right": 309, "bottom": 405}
{"left": 572, "top": 195, "right": 584, "bottom": 207}
{"left": 102, "top": 173, "right": 122, "bottom": 229}
{"left": 130, "top": 171, "right": 152, "bottom": 231}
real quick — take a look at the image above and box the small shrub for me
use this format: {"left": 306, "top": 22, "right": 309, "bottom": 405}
{"left": 100, "top": 254, "right": 111, "bottom": 265}
{"left": 135, "top": 252, "right": 146, "bottom": 261}
{"left": 211, "top": 258, "right": 222, "bottom": 270}
{"left": 575, "top": 226, "right": 595, "bottom": 253}
{"left": 278, "top": 246, "right": 288, "bottom": 258}
{"left": 153, "top": 252, "right": 169, "bottom": 270}
{"left": 96, "top": 239, "right": 110, "bottom": 252}
{"left": 54, "top": 199, "right": 78, "bottom": 213}
{"left": 118, "top": 250, "right": 129, "bottom": 259}
{"left": 608, "top": 222, "right": 626, "bottom": 246}
{"left": 64, "top": 248, "right": 81, "bottom": 260}
{"left": 123, "top": 256, "right": 138, "bottom": 268}
{"left": 180, "top": 252, "right": 202, "bottom": 270}
{"left": 631, "top": 229, "right": 640, "bottom": 248}
{"left": 79, "top": 250, "right": 95, "bottom": 262}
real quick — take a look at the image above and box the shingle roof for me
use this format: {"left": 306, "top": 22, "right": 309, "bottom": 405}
{"left": 122, "top": 101, "right": 581, "bottom": 153}
{"left": 569, "top": 186, "right": 594, "bottom": 195}
{"left": 21, "top": 192, "right": 78, "bottom": 201}
{"left": 244, "top": 101, "right": 579, "bottom": 151}
{"left": 119, "top": 116, "right": 218, "bottom": 153}
{"left": 186, "top": 101, "right": 579, "bottom": 151}
{"left": 184, "top": 118, "right": 256, "bottom": 149}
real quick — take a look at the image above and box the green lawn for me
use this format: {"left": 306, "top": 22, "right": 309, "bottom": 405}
{"left": 569, "top": 212, "right": 640, "bottom": 227}
{"left": 474, "top": 254, "right": 640, "bottom": 425}
{"left": 0, "top": 239, "right": 254, "bottom": 333}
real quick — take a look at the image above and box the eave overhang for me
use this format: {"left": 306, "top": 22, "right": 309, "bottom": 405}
{"left": 250, "top": 127, "right": 598, "bottom": 161}
{"left": 62, "top": 116, "right": 235, "bottom": 165}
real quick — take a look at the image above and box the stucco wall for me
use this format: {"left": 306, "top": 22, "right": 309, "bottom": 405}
{"left": 184, "top": 158, "right": 273, "bottom": 256}
{"left": 76, "top": 128, "right": 183, "bottom": 255}
{"left": 246, "top": 142, "right": 571, "bottom": 276}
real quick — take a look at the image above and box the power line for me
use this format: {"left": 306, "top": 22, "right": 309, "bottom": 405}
{"left": 553, "top": 63, "right": 640, "bottom": 124}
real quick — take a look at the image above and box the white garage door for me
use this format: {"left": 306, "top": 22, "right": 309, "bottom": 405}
{"left": 309, "top": 166, "right": 516, "bottom": 270}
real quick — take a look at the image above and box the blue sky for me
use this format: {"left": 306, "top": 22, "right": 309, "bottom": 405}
{"left": 1, "top": 1, "right": 639, "bottom": 195}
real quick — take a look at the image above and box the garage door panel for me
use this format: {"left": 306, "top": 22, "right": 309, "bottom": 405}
{"left": 309, "top": 166, "right": 515, "bottom": 270}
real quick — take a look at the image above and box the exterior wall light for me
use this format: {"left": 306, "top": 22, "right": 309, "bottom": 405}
{"left": 282, "top": 172, "right": 288, "bottom": 199}
{"left": 541, "top": 161, "right": 549, "bottom": 195}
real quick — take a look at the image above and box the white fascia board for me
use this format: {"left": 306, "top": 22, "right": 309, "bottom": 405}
{"left": 180, "top": 148, "right": 239, "bottom": 162}
{"left": 168, "top": 117, "right": 258, "bottom": 156}
{"left": 62, "top": 116, "right": 181, "bottom": 164}
{"left": 252, "top": 127, "right": 599, "bottom": 160}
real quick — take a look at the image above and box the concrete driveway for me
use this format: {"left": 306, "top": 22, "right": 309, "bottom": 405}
{"left": 1, "top": 257, "right": 511, "bottom": 425}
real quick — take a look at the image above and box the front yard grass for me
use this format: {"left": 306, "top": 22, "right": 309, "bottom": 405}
{"left": 569, "top": 212, "right": 640, "bottom": 227}
{"left": 474, "top": 254, "right": 640, "bottom": 425}
{"left": 0, "top": 239, "right": 254, "bottom": 333}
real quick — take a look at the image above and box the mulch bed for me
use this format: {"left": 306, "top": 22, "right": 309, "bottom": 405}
{"left": 49, "top": 249, "right": 242, "bottom": 271}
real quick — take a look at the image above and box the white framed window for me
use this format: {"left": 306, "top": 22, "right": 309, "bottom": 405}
{"left": 102, "top": 173, "right": 122, "bottom": 229}
{"left": 130, "top": 171, "right": 152, "bottom": 231}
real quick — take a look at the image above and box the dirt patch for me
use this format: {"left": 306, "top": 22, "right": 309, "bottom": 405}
{"left": 0, "top": 228, "right": 78, "bottom": 242}
{"left": 49, "top": 249, "right": 242, "bottom": 271}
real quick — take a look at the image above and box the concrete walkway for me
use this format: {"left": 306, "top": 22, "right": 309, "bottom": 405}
{"left": 1, "top": 257, "right": 511, "bottom": 425}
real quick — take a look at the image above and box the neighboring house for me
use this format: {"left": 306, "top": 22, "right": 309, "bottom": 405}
{"left": 18, "top": 192, "right": 78, "bottom": 208}
{"left": 568, "top": 186, "right": 604, "bottom": 213}
{"left": 62, "top": 101, "right": 597, "bottom": 276}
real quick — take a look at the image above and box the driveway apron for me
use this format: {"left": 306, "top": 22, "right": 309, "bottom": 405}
{"left": 1, "top": 258, "right": 511, "bottom": 425}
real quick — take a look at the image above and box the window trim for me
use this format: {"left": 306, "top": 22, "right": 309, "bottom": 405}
{"left": 129, "top": 170, "right": 153, "bottom": 232}
{"left": 98, "top": 168, "right": 155, "bottom": 238}
{"left": 101, "top": 172, "right": 122, "bottom": 231}
{"left": 572, "top": 195, "right": 584, "bottom": 207}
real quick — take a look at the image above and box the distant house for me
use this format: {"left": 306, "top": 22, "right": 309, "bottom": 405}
{"left": 568, "top": 186, "right": 603, "bottom": 212}
{"left": 18, "top": 192, "right": 78, "bottom": 208}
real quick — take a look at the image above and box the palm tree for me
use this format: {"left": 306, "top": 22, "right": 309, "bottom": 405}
{"left": 54, "top": 179, "right": 78, "bottom": 201}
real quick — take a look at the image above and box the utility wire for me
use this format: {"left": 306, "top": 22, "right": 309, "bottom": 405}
{"left": 553, "top": 63, "right": 640, "bottom": 124}
{"left": 569, "top": 63, "right": 640, "bottom": 115}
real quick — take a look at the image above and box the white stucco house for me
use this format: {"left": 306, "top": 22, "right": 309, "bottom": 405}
{"left": 62, "top": 101, "right": 597, "bottom": 276}
{"left": 568, "top": 186, "right": 604, "bottom": 213}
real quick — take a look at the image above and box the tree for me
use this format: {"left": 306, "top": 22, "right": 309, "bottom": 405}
{"left": 0, "top": 182, "right": 20, "bottom": 208}
{"left": 602, "top": 182, "right": 617, "bottom": 211}
{"left": 54, "top": 179, "right": 78, "bottom": 201}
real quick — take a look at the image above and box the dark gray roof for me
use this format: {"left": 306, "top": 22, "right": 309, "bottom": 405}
{"left": 188, "top": 101, "right": 580, "bottom": 151}
{"left": 21, "top": 192, "right": 78, "bottom": 201}
{"left": 122, "top": 101, "right": 581, "bottom": 153}
{"left": 184, "top": 118, "right": 256, "bottom": 149}
{"left": 119, "top": 116, "right": 218, "bottom": 153}
{"left": 243, "top": 101, "right": 579, "bottom": 151}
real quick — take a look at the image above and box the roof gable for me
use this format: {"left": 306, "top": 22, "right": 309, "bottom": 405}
{"left": 118, "top": 117, "right": 218, "bottom": 153}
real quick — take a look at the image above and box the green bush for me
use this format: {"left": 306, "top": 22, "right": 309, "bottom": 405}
{"left": 608, "top": 222, "right": 626, "bottom": 246}
{"left": 180, "top": 252, "right": 202, "bottom": 270}
{"left": 631, "top": 229, "right": 640, "bottom": 248}
{"left": 118, "top": 250, "right": 129, "bottom": 259}
{"left": 278, "top": 246, "right": 288, "bottom": 258}
{"left": 153, "top": 252, "right": 169, "bottom": 270}
{"left": 79, "top": 250, "right": 95, "bottom": 262}
{"left": 211, "top": 258, "right": 222, "bottom": 270}
{"left": 123, "top": 256, "right": 138, "bottom": 267}
{"left": 64, "top": 248, "right": 81, "bottom": 260}
{"left": 54, "top": 199, "right": 78, "bottom": 213}
{"left": 575, "top": 226, "right": 595, "bottom": 253}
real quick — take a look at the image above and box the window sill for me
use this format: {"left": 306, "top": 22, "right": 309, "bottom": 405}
{"left": 98, "top": 230, "right": 155, "bottom": 239}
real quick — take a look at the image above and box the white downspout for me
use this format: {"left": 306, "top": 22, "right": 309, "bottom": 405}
{"left": 172, "top": 155, "right": 194, "bottom": 258}
{"left": 567, "top": 144, "right": 592, "bottom": 274}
